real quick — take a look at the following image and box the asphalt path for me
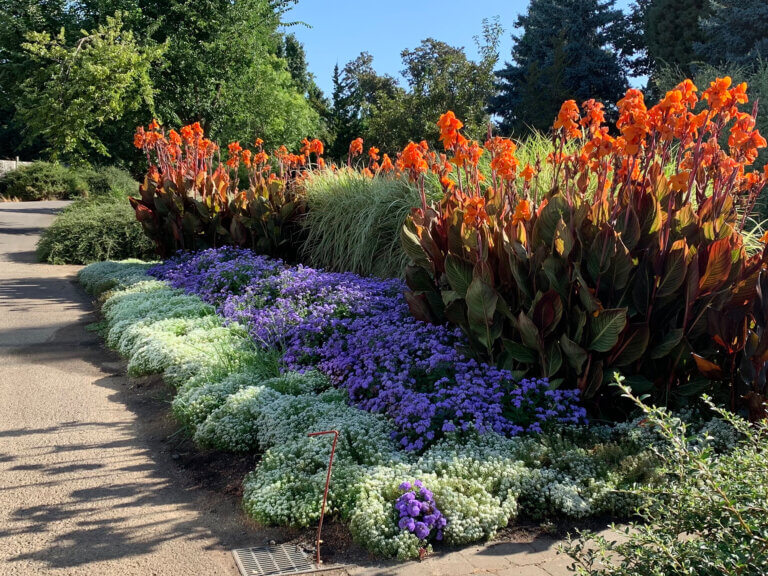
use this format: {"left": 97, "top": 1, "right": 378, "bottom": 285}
{"left": 0, "top": 202, "right": 251, "bottom": 575}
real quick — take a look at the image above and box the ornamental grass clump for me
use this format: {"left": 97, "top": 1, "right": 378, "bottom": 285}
{"left": 400, "top": 79, "right": 768, "bottom": 415}
{"left": 300, "top": 169, "right": 443, "bottom": 278}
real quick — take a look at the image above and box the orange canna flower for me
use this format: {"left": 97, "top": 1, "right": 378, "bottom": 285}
{"left": 616, "top": 88, "right": 649, "bottom": 155}
{"left": 453, "top": 140, "right": 484, "bottom": 168}
{"left": 702, "top": 77, "right": 740, "bottom": 114}
{"left": 362, "top": 167, "right": 374, "bottom": 178}
{"left": 397, "top": 142, "right": 429, "bottom": 177}
{"left": 133, "top": 127, "right": 146, "bottom": 149}
{"left": 148, "top": 118, "right": 161, "bottom": 131}
{"left": 520, "top": 164, "right": 536, "bottom": 181}
{"left": 368, "top": 146, "right": 380, "bottom": 162}
{"left": 512, "top": 199, "right": 532, "bottom": 226}
{"left": 490, "top": 147, "right": 519, "bottom": 180}
{"left": 676, "top": 79, "right": 698, "bottom": 108}
{"left": 580, "top": 99, "right": 605, "bottom": 134}
{"left": 168, "top": 129, "right": 182, "bottom": 147}
{"left": 437, "top": 111, "right": 464, "bottom": 149}
{"left": 553, "top": 100, "right": 581, "bottom": 139}
{"left": 349, "top": 138, "right": 364, "bottom": 157}
{"left": 463, "top": 196, "right": 488, "bottom": 226}
{"left": 761, "top": 230, "right": 768, "bottom": 244}
{"left": 226, "top": 141, "right": 242, "bottom": 168}
{"left": 668, "top": 170, "right": 691, "bottom": 192}
{"left": 310, "top": 139, "right": 324, "bottom": 156}
{"left": 380, "top": 154, "right": 395, "bottom": 173}
{"left": 254, "top": 138, "right": 264, "bottom": 148}
{"left": 180, "top": 124, "right": 194, "bottom": 144}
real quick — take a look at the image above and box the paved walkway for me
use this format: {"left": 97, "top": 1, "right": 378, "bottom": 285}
{"left": 0, "top": 202, "right": 579, "bottom": 576}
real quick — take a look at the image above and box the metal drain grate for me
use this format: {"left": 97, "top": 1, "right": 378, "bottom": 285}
{"left": 232, "top": 544, "right": 316, "bottom": 576}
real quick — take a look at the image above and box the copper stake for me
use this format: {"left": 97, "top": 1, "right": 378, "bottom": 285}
{"left": 307, "top": 429, "right": 339, "bottom": 566}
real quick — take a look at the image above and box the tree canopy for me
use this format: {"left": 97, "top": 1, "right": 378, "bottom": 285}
{"left": 646, "top": 0, "right": 709, "bottom": 77}
{"left": 17, "top": 13, "right": 161, "bottom": 163}
{"left": 490, "top": 0, "right": 628, "bottom": 135}
{"left": 696, "top": 0, "right": 768, "bottom": 68}
{"left": 1, "top": 0, "right": 319, "bottom": 166}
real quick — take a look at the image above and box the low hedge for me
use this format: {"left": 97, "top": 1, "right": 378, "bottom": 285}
{"left": 36, "top": 196, "right": 154, "bottom": 264}
{"left": 0, "top": 162, "right": 137, "bottom": 201}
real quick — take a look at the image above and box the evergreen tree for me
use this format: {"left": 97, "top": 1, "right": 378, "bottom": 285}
{"left": 619, "top": 0, "right": 654, "bottom": 79}
{"left": 327, "top": 53, "right": 400, "bottom": 158}
{"left": 696, "top": 0, "right": 768, "bottom": 68}
{"left": 279, "top": 33, "right": 310, "bottom": 95}
{"left": 491, "top": 0, "right": 628, "bottom": 135}
{"left": 646, "top": 0, "right": 709, "bottom": 76}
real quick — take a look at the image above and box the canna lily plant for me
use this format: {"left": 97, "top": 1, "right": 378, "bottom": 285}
{"left": 401, "top": 78, "right": 768, "bottom": 414}
{"left": 131, "top": 122, "right": 320, "bottom": 259}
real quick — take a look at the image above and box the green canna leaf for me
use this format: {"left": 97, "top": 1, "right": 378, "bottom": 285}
{"left": 589, "top": 308, "right": 627, "bottom": 352}
{"left": 445, "top": 255, "right": 473, "bottom": 297}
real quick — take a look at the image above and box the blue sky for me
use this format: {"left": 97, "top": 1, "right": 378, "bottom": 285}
{"left": 285, "top": 0, "right": 635, "bottom": 96}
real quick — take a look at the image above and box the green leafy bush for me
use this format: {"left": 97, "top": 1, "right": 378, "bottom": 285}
{"left": 0, "top": 161, "right": 138, "bottom": 202}
{"left": 80, "top": 166, "right": 139, "bottom": 198}
{"left": 565, "top": 382, "right": 765, "bottom": 576}
{"left": 0, "top": 161, "right": 88, "bottom": 200}
{"left": 36, "top": 196, "right": 154, "bottom": 264}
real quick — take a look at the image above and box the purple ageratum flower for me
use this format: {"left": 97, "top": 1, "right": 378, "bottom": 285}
{"left": 151, "top": 247, "right": 588, "bottom": 452}
{"left": 149, "top": 247, "right": 282, "bottom": 306}
{"left": 219, "top": 266, "right": 403, "bottom": 347}
{"left": 395, "top": 480, "right": 446, "bottom": 542}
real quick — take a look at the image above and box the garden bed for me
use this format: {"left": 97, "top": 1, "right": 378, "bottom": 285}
{"left": 77, "top": 252, "right": 741, "bottom": 561}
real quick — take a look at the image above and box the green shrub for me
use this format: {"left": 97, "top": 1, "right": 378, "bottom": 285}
{"left": 564, "top": 382, "right": 764, "bottom": 576}
{"left": 36, "top": 196, "right": 155, "bottom": 264}
{"left": 0, "top": 162, "right": 138, "bottom": 202}
{"left": 80, "top": 166, "right": 139, "bottom": 198}
{"left": 0, "top": 162, "right": 88, "bottom": 200}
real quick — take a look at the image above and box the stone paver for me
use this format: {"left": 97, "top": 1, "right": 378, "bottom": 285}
{"left": 349, "top": 536, "right": 575, "bottom": 576}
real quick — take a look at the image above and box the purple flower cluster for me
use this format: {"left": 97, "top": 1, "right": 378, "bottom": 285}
{"left": 222, "top": 266, "right": 403, "bottom": 346}
{"left": 396, "top": 480, "right": 446, "bottom": 541}
{"left": 149, "top": 248, "right": 587, "bottom": 451}
{"left": 148, "top": 247, "right": 281, "bottom": 306}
